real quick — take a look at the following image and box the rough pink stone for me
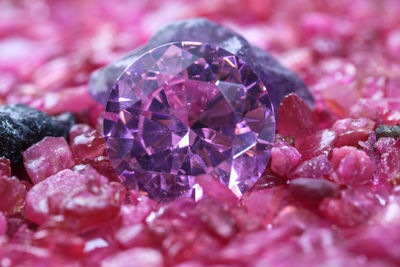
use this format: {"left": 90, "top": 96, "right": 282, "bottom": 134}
{"left": 375, "top": 137, "right": 397, "bottom": 154}
{"left": 386, "top": 30, "right": 400, "bottom": 58}
{"left": 43, "top": 85, "right": 94, "bottom": 115}
{"left": 331, "top": 146, "right": 373, "bottom": 185}
{"left": 0, "top": 244, "right": 53, "bottom": 267}
{"left": 69, "top": 125, "right": 121, "bottom": 182}
{"left": 361, "top": 76, "right": 386, "bottom": 99}
{"left": 277, "top": 93, "right": 318, "bottom": 143}
{"left": 57, "top": 181, "right": 124, "bottom": 231}
{"left": 300, "top": 12, "right": 334, "bottom": 38}
{"left": 347, "top": 226, "right": 400, "bottom": 264}
{"left": 349, "top": 98, "right": 381, "bottom": 122}
{"left": 298, "top": 130, "right": 337, "bottom": 160}
{"left": 23, "top": 137, "right": 75, "bottom": 184}
{"left": 0, "top": 176, "right": 27, "bottom": 215}
{"left": 0, "top": 158, "right": 11, "bottom": 177}
{"left": 119, "top": 191, "right": 155, "bottom": 227}
{"left": 219, "top": 208, "right": 322, "bottom": 265}
{"left": 195, "top": 198, "right": 239, "bottom": 241}
{"left": 25, "top": 169, "right": 91, "bottom": 224}
{"left": 115, "top": 224, "right": 150, "bottom": 249}
{"left": 69, "top": 124, "right": 94, "bottom": 141}
{"left": 272, "top": 206, "right": 320, "bottom": 230}
{"left": 32, "top": 230, "right": 85, "bottom": 257}
{"left": 145, "top": 199, "right": 223, "bottom": 263}
{"left": 32, "top": 57, "right": 73, "bottom": 91}
{"left": 386, "top": 78, "right": 400, "bottom": 98}
{"left": 0, "top": 37, "right": 54, "bottom": 74}
{"left": 101, "top": 248, "right": 163, "bottom": 267}
{"left": 331, "top": 118, "right": 375, "bottom": 147}
{"left": 375, "top": 137, "right": 400, "bottom": 184}
{"left": 242, "top": 187, "right": 292, "bottom": 225}
{"left": 69, "top": 124, "right": 105, "bottom": 162}
{"left": 230, "top": 207, "right": 264, "bottom": 233}
{"left": 4, "top": 84, "right": 45, "bottom": 112}
{"left": 0, "top": 72, "right": 18, "bottom": 98}
{"left": 318, "top": 59, "right": 360, "bottom": 115}
{"left": 270, "top": 144, "right": 301, "bottom": 176}
{"left": 313, "top": 106, "right": 336, "bottom": 130}
{"left": 383, "top": 109, "right": 400, "bottom": 126}
{"left": 320, "top": 187, "right": 382, "bottom": 227}
{"left": 346, "top": 200, "right": 400, "bottom": 264}
{"left": 72, "top": 164, "right": 109, "bottom": 182}
{"left": 288, "top": 155, "right": 333, "bottom": 179}
{"left": 252, "top": 230, "right": 362, "bottom": 266}
{"left": 0, "top": 211, "right": 7, "bottom": 235}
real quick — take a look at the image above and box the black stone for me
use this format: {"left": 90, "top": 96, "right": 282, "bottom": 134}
{"left": 0, "top": 104, "right": 75, "bottom": 163}
{"left": 376, "top": 124, "right": 400, "bottom": 140}
{"left": 88, "top": 18, "right": 314, "bottom": 116}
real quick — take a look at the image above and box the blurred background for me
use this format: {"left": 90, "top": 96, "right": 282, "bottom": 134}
{"left": 0, "top": 0, "right": 399, "bottom": 123}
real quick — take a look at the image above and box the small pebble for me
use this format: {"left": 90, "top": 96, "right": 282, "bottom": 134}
{"left": 376, "top": 124, "right": 400, "bottom": 140}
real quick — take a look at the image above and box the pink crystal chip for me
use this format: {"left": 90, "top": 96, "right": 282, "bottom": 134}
{"left": 104, "top": 42, "right": 275, "bottom": 200}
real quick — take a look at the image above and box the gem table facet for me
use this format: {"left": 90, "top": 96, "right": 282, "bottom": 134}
{"left": 104, "top": 42, "right": 275, "bottom": 200}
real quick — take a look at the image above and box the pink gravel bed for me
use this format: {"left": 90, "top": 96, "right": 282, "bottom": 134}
{"left": 1, "top": 0, "right": 400, "bottom": 266}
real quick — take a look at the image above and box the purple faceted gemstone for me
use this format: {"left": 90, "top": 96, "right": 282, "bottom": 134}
{"left": 104, "top": 42, "right": 275, "bottom": 200}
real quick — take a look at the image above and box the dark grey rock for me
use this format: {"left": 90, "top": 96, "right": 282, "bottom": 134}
{"left": 88, "top": 18, "right": 313, "bottom": 115}
{"left": 376, "top": 124, "right": 400, "bottom": 140}
{"left": 0, "top": 104, "right": 75, "bottom": 163}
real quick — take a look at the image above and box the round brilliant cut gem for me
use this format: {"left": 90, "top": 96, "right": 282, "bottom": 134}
{"left": 104, "top": 42, "right": 275, "bottom": 200}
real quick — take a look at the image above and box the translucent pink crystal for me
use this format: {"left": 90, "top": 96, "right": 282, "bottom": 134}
{"left": 69, "top": 124, "right": 105, "bottom": 162}
{"left": 32, "top": 230, "right": 85, "bottom": 258}
{"left": 0, "top": 176, "right": 27, "bottom": 215}
{"left": 101, "top": 248, "right": 163, "bottom": 267}
{"left": 375, "top": 137, "right": 400, "bottom": 184}
{"left": 331, "top": 146, "right": 373, "bottom": 185}
{"left": 43, "top": 85, "right": 94, "bottom": 115}
{"left": 318, "top": 59, "right": 361, "bottom": 117}
{"left": 349, "top": 98, "right": 381, "bottom": 123}
{"left": 0, "top": 211, "right": 7, "bottom": 235}
{"left": 242, "top": 187, "right": 292, "bottom": 224}
{"left": 270, "top": 144, "right": 301, "bottom": 176}
{"left": 104, "top": 42, "right": 275, "bottom": 200}
{"left": 25, "top": 169, "right": 96, "bottom": 224}
{"left": 119, "top": 192, "right": 155, "bottom": 227}
{"left": 56, "top": 180, "right": 125, "bottom": 231}
{"left": 0, "top": 244, "right": 54, "bottom": 267}
{"left": 298, "top": 129, "right": 336, "bottom": 160}
{"left": 320, "top": 187, "right": 382, "bottom": 227}
{"left": 347, "top": 200, "right": 400, "bottom": 263}
{"left": 386, "top": 30, "right": 400, "bottom": 58}
{"left": 288, "top": 155, "right": 333, "bottom": 179}
{"left": 277, "top": 93, "right": 318, "bottom": 143}
{"left": 331, "top": 118, "right": 375, "bottom": 147}
{"left": 23, "top": 137, "right": 75, "bottom": 184}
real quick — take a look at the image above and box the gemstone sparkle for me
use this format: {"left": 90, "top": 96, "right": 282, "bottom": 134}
{"left": 104, "top": 42, "right": 275, "bottom": 200}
